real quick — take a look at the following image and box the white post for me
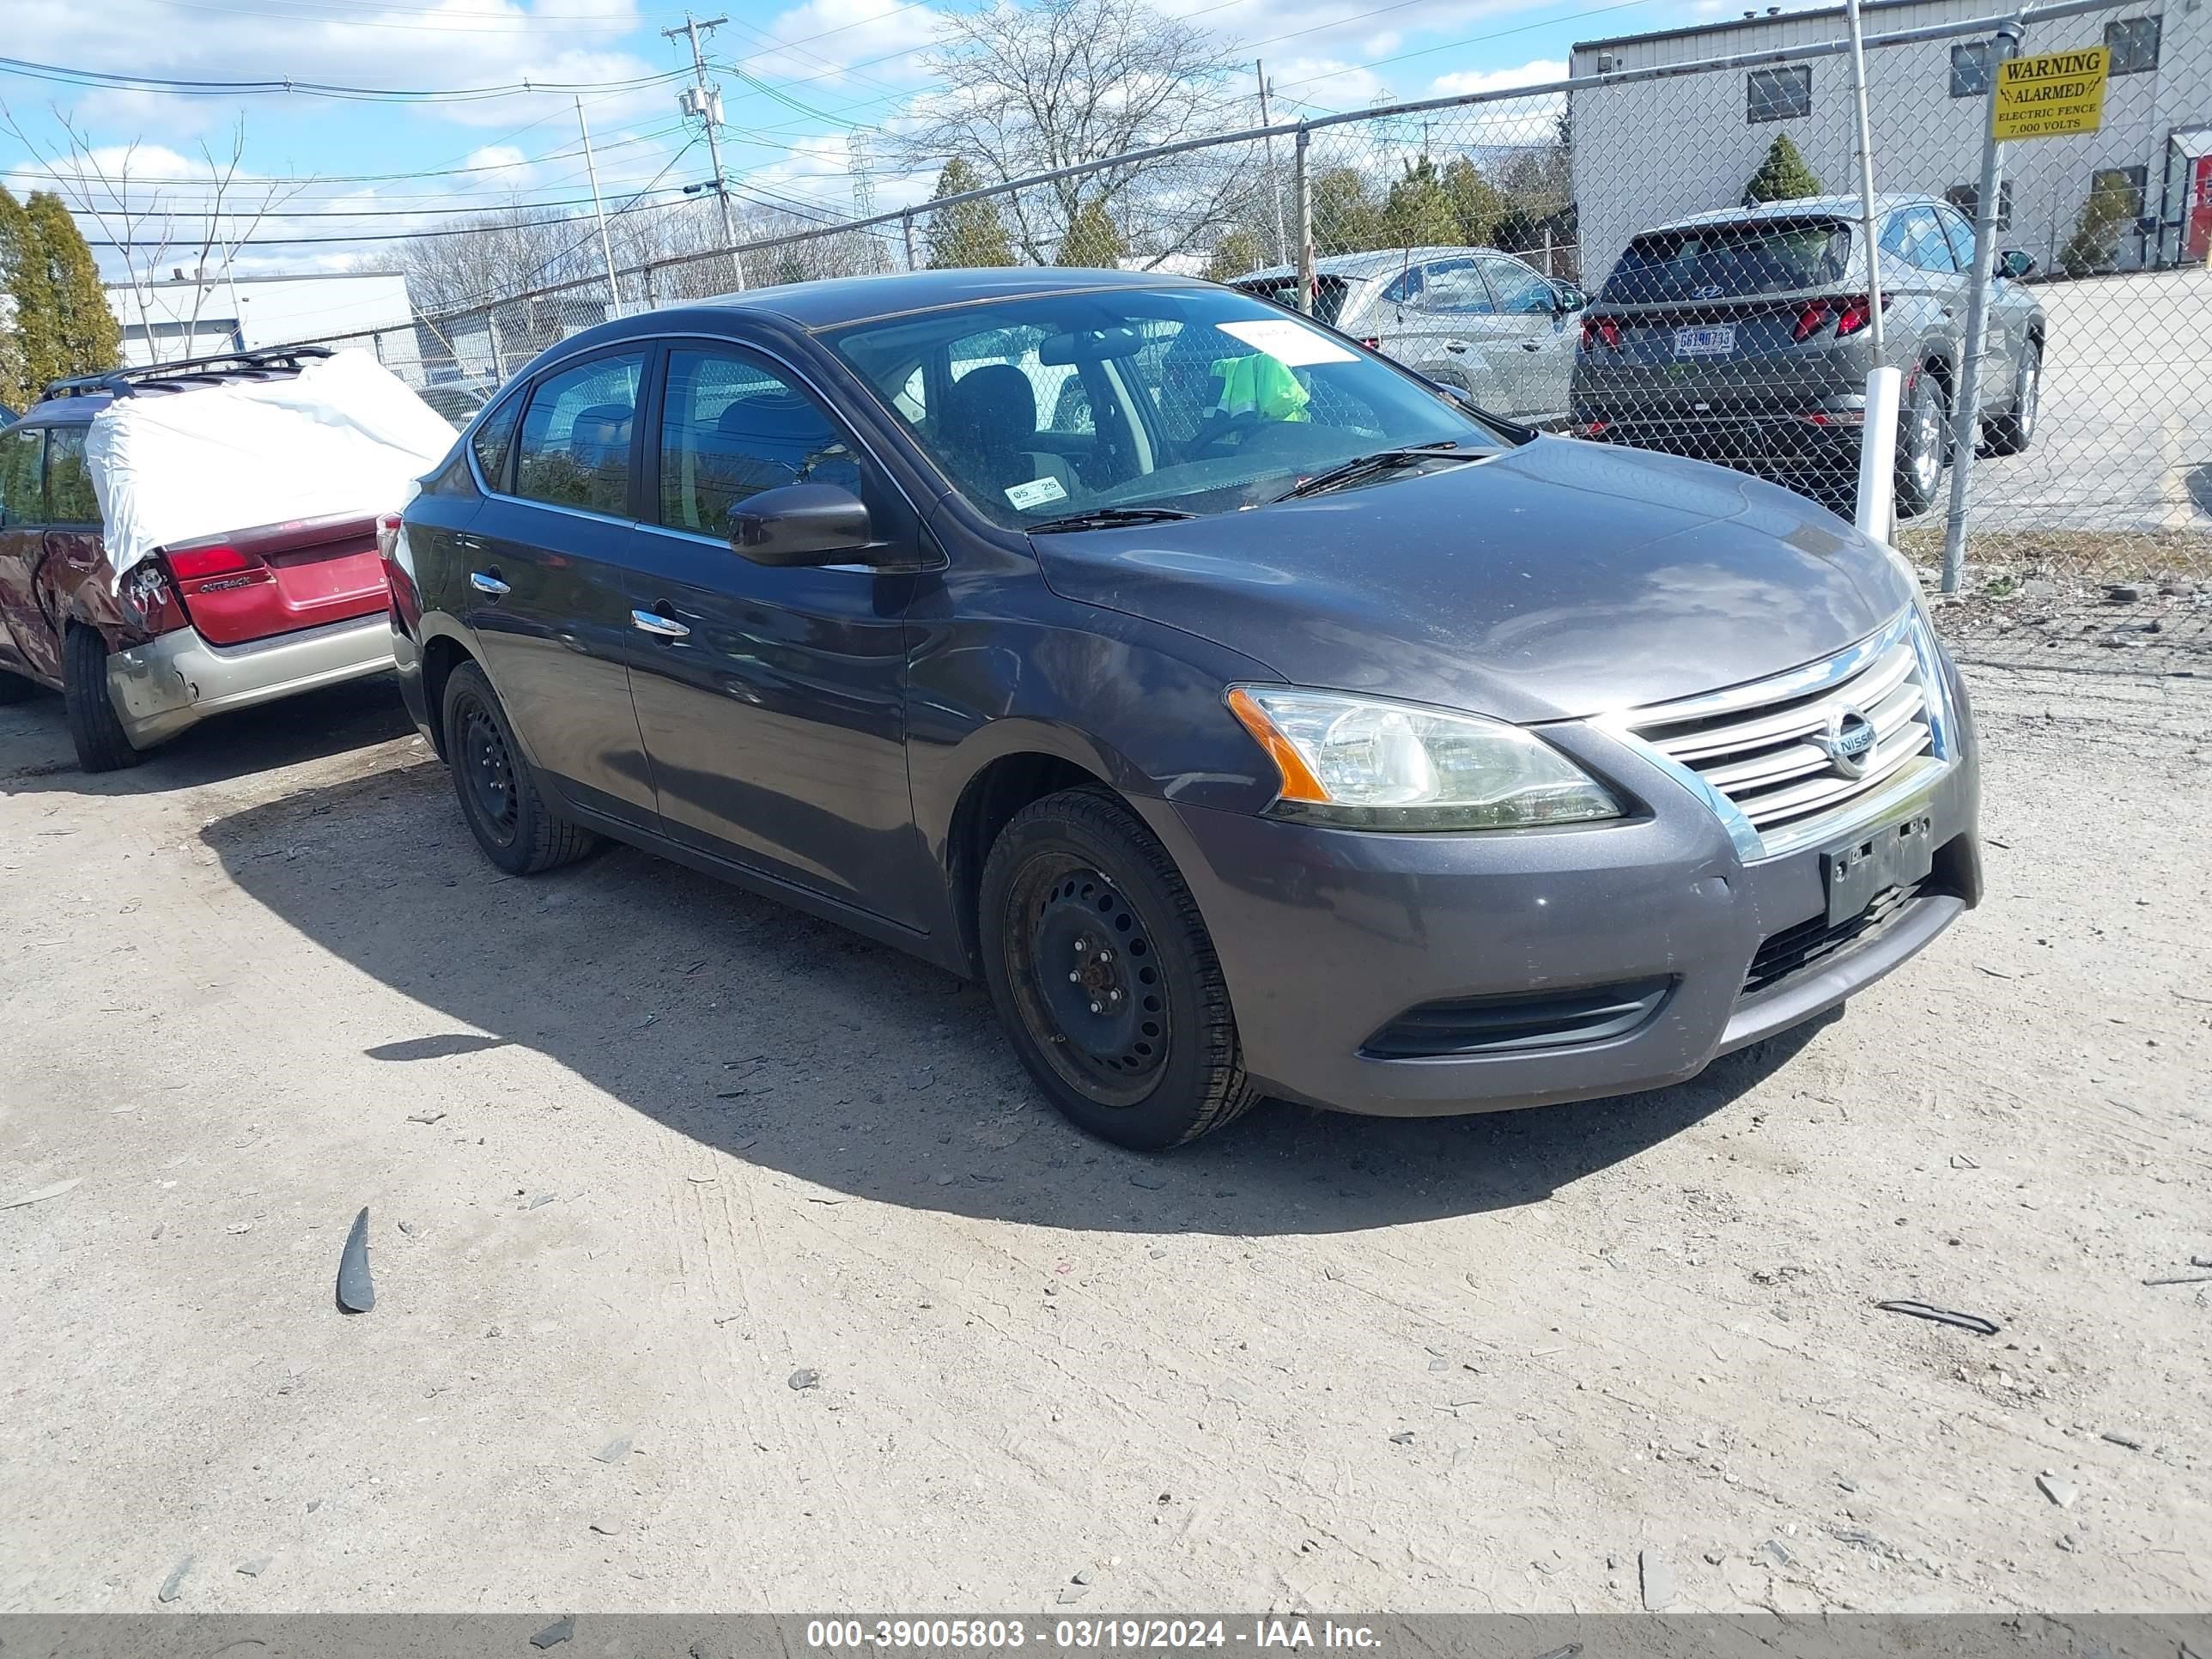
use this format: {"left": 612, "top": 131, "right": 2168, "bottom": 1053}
{"left": 1855, "top": 364, "right": 1902, "bottom": 538}
{"left": 576, "top": 97, "right": 625, "bottom": 319}
{"left": 1258, "top": 60, "right": 1288, "bottom": 266}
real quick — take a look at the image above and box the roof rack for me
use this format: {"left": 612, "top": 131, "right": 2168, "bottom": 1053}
{"left": 40, "top": 346, "right": 336, "bottom": 404}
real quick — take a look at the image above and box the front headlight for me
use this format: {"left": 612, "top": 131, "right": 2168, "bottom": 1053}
{"left": 1226, "top": 685, "right": 1622, "bottom": 831}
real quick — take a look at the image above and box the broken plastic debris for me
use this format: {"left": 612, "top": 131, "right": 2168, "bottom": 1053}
{"left": 336, "top": 1206, "right": 374, "bottom": 1314}
{"left": 1874, "top": 1299, "right": 1997, "bottom": 1335}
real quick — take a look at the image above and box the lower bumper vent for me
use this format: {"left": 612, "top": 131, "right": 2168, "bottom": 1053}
{"left": 1362, "top": 978, "right": 1671, "bottom": 1060}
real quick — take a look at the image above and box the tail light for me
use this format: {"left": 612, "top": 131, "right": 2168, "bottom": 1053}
{"left": 1791, "top": 298, "right": 1834, "bottom": 343}
{"left": 1574, "top": 419, "right": 1613, "bottom": 437}
{"left": 165, "top": 543, "right": 262, "bottom": 581}
{"left": 1579, "top": 316, "right": 1622, "bottom": 351}
{"left": 1358, "top": 336, "right": 1381, "bottom": 350}
{"left": 1835, "top": 294, "right": 1889, "bottom": 337}
{"left": 375, "top": 511, "right": 404, "bottom": 562}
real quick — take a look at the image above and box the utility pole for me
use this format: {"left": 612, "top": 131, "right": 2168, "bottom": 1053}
{"left": 665, "top": 12, "right": 745, "bottom": 289}
{"left": 1256, "top": 60, "right": 1287, "bottom": 265}
{"left": 576, "top": 97, "right": 625, "bottom": 319}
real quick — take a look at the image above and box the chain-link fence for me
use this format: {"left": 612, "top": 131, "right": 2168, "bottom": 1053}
{"left": 276, "top": 0, "right": 2207, "bottom": 595}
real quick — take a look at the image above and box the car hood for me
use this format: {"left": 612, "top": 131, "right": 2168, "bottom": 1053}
{"left": 1029, "top": 436, "right": 1917, "bottom": 724}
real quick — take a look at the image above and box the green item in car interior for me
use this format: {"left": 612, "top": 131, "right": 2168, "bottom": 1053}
{"left": 1211, "top": 355, "right": 1311, "bottom": 422}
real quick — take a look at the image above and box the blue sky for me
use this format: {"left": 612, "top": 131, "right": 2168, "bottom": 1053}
{"left": 2, "top": 0, "right": 1720, "bottom": 286}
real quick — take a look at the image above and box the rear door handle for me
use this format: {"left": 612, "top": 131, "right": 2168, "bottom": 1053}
{"left": 632, "top": 608, "right": 691, "bottom": 640}
{"left": 1519, "top": 339, "right": 1545, "bottom": 350}
{"left": 1443, "top": 339, "right": 1469, "bottom": 354}
{"left": 468, "top": 569, "right": 509, "bottom": 597}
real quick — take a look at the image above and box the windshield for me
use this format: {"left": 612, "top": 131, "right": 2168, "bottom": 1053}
{"left": 1601, "top": 220, "right": 1852, "bottom": 305}
{"left": 821, "top": 286, "right": 1499, "bottom": 529}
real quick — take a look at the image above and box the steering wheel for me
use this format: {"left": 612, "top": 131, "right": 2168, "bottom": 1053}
{"left": 1183, "top": 409, "right": 1264, "bottom": 459}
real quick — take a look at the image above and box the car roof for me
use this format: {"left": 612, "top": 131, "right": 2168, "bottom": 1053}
{"left": 1229, "top": 246, "right": 1517, "bottom": 284}
{"left": 675, "top": 264, "right": 1215, "bottom": 331}
{"left": 1641, "top": 193, "right": 1941, "bottom": 236}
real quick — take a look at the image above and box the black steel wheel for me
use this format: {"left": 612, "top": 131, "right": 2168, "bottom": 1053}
{"left": 979, "top": 786, "right": 1258, "bottom": 1150}
{"left": 62, "top": 624, "right": 142, "bottom": 773}
{"left": 1984, "top": 338, "right": 2040, "bottom": 457}
{"left": 440, "top": 660, "right": 599, "bottom": 876}
{"left": 1894, "top": 368, "right": 1949, "bottom": 518}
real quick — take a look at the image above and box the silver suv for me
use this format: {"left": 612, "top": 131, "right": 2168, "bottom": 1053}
{"left": 1570, "top": 194, "right": 2046, "bottom": 515}
{"left": 1231, "top": 247, "right": 1588, "bottom": 425}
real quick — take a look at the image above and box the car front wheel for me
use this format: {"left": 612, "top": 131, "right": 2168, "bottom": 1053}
{"left": 979, "top": 787, "right": 1259, "bottom": 1151}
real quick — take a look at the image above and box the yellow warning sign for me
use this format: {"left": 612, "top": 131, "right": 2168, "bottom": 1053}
{"left": 1992, "top": 46, "right": 2108, "bottom": 140}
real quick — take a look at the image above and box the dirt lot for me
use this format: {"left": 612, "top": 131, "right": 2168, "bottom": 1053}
{"left": 1, "top": 641, "right": 2207, "bottom": 1615}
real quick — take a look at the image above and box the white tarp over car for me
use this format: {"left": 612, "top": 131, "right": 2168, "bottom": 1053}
{"left": 85, "top": 348, "right": 459, "bottom": 580}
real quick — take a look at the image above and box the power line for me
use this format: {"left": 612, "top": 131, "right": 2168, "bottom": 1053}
{"left": 0, "top": 53, "right": 698, "bottom": 101}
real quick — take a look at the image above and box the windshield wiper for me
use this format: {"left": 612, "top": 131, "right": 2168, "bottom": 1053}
{"left": 1269, "top": 441, "right": 1467, "bottom": 503}
{"left": 1025, "top": 506, "right": 1199, "bottom": 533}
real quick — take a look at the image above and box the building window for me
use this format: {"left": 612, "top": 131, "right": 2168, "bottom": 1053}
{"left": 1747, "top": 65, "right": 1811, "bottom": 123}
{"left": 1946, "top": 181, "right": 2014, "bottom": 231}
{"left": 1949, "top": 41, "right": 1992, "bottom": 96}
{"left": 2104, "top": 15, "right": 2160, "bottom": 72}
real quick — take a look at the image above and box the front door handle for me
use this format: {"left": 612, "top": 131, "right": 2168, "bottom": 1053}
{"left": 1443, "top": 339, "right": 1469, "bottom": 354}
{"left": 1519, "top": 338, "right": 1545, "bottom": 350}
{"left": 632, "top": 608, "right": 691, "bottom": 640}
{"left": 468, "top": 569, "right": 509, "bottom": 597}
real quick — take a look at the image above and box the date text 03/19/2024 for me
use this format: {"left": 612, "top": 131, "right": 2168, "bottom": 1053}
{"left": 803, "top": 1621, "right": 1385, "bottom": 1651}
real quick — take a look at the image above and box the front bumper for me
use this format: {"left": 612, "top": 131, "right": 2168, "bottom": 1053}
{"left": 107, "top": 613, "right": 396, "bottom": 748}
{"left": 1137, "top": 692, "right": 1980, "bottom": 1119}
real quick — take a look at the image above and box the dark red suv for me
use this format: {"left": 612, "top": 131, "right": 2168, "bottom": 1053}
{"left": 0, "top": 349, "right": 399, "bottom": 771}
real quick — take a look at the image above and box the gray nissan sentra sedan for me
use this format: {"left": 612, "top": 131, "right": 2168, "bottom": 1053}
{"left": 389, "top": 266, "right": 1981, "bottom": 1150}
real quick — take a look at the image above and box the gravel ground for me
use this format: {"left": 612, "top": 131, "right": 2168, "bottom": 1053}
{"left": 1, "top": 647, "right": 2206, "bottom": 1614}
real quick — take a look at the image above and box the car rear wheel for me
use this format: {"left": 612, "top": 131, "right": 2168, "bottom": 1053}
{"left": 1984, "top": 338, "right": 2040, "bottom": 457}
{"left": 441, "top": 660, "right": 599, "bottom": 876}
{"left": 1894, "top": 369, "right": 1949, "bottom": 518}
{"left": 979, "top": 786, "right": 1259, "bottom": 1151}
{"left": 63, "top": 625, "right": 143, "bottom": 773}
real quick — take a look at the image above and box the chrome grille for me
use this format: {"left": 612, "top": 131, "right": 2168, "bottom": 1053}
{"left": 1619, "top": 610, "right": 1948, "bottom": 858}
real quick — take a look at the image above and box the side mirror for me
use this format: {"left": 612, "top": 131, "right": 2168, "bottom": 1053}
{"left": 1997, "top": 250, "right": 2036, "bottom": 282}
{"left": 728, "top": 482, "right": 872, "bottom": 567}
{"left": 1553, "top": 284, "right": 1589, "bottom": 313}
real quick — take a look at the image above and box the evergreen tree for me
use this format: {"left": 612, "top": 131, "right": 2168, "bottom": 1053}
{"left": 1440, "top": 157, "right": 1504, "bottom": 248}
{"left": 925, "top": 160, "right": 1016, "bottom": 268}
{"left": 1206, "top": 228, "right": 1266, "bottom": 282}
{"left": 3, "top": 187, "right": 62, "bottom": 402}
{"left": 0, "top": 188, "right": 35, "bottom": 411}
{"left": 1311, "top": 167, "right": 1382, "bottom": 255}
{"left": 26, "top": 195, "right": 119, "bottom": 383}
{"left": 1742, "top": 135, "right": 1822, "bottom": 205}
{"left": 1380, "top": 156, "right": 1459, "bottom": 249}
{"left": 1056, "top": 198, "right": 1125, "bottom": 267}
{"left": 2059, "top": 173, "right": 2135, "bottom": 276}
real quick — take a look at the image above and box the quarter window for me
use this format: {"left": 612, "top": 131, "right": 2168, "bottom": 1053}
{"left": 513, "top": 351, "right": 645, "bottom": 516}
{"left": 655, "top": 349, "right": 861, "bottom": 535}
{"left": 0, "top": 428, "right": 45, "bottom": 526}
{"left": 44, "top": 428, "right": 99, "bottom": 523}
{"left": 2104, "top": 15, "right": 2160, "bottom": 72}
{"left": 1949, "top": 41, "right": 1991, "bottom": 96}
{"left": 1747, "top": 64, "right": 1811, "bottom": 123}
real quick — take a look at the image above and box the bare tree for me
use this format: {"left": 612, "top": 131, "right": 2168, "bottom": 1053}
{"left": 892, "top": 0, "right": 1247, "bottom": 266}
{"left": 2, "top": 110, "right": 301, "bottom": 363}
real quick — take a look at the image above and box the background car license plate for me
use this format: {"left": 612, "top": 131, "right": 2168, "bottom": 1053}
{"left": 1820, "top": 813, "right": 1935, "bottom": 927}
{"left": 1674, "top": 325, "right": 1735, "bottom": 356}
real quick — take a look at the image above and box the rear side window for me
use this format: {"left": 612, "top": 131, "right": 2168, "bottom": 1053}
{"left": 45, "top": 428, "right": 99, "bottom": 524}
{"left": 656, "top": 349, "right": 861, "bottom": 535}
{"left": 1601, "top": 221, "right": 1851, "bottom": 303}
{"left": 471, "top": 392, "right": 523, "bottom": 488}
{"left": 514, "top": 352, "right": 646, "bottom": 516}
{"left": 0, "top": 427, "right": 44, "bottom": 526}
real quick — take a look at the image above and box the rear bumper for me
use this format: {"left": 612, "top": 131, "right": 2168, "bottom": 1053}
{"left": 1134, "top": 709, "right": 1980, "bottom": 1120}
{"left": 107, "top": 613, "right": 396, "bottom": 747}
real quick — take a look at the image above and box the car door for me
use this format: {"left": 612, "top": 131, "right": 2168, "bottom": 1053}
{"left": 619, "top": 339, "right": 931, "bottom": 930}
{"left": 0, "top": 424, "right": 59, "bottom": 684}
{"left": 1477, "top": 255, "right": 1576, "bottom": 422}
{"left": 1393, "top": 259, "right": 1516, "bottom": 410}
{"left": 465, "top": 348, "right": 659, "bottom": 830}
{"left": 1935, "top": 202, "right": 2020, "bottom": 397}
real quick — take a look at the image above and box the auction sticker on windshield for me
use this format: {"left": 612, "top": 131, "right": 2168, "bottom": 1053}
{"left": 1006, "top": 476, "right": 1068, "bottom": 509}
{"left": 1674, "top": 325, "right": 1735, "bottom": 356}
{"left": 1213, "top": 319, "right": 1358, "bottom": 366}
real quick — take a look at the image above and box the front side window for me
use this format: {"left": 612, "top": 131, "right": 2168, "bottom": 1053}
{"left": 1420, "top": 261, "right": 1493, "bottom": 313}
{"left": 44, "top": 428, "right": 98, "bottom": 523}
{"left": 513, "top": 351, "right": 645, "bottom": 516}
{"left": 1949, "top": 41, "right": 1991, "bottom": 96}
{"left": 1747, "top": 64, "right": 1811, "bottom": 123}
{"left": 0, "top": 427, "right": 45, "bottom": 526}
{"left": 656, "top": 349, "right": 861, "bottom": 535}
{"left": 1881, "top": 207, "right": 1961, "bottom": 273}
{"left": 824, "top": 286, "right": 1501, "bottom": 531}
{"left": 2105, "top": 15, "right": 2160, "bottom": 72}
{"left": 1480, "top": 258, "right": 1557, "bottom": 315}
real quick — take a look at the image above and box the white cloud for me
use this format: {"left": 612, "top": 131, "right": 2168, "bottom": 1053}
{"left": 743, "top": 0, "right": 949, "bottom": 84}
{"left": 1429, "top": 56, "right": 1568, "bottom": 96}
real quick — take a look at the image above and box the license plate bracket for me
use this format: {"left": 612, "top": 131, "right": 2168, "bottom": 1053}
{"left": 1674, "top": 325, "right": 1735, "bottom": 356}
{"left": 1821, "top": 813, "right": 1935, "bottom": 927}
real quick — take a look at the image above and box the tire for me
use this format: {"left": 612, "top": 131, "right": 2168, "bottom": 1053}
{"left": 63, "top": 625, "right": 143, "bottom": 773}
{"left": 440, "top": 659, "right": 599, "bottom": 876}
{"left": 978, "top": 785, "right": 1259, "bottom": 1151}
{"left": 1984, "top": 338, "right": 2040, "bottom": 457}
{"left": 0, "top": 670, "right": 36, "bottom": 704}
{"left": 1893, "top": 368, "right": 1950, "bottom": 519}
